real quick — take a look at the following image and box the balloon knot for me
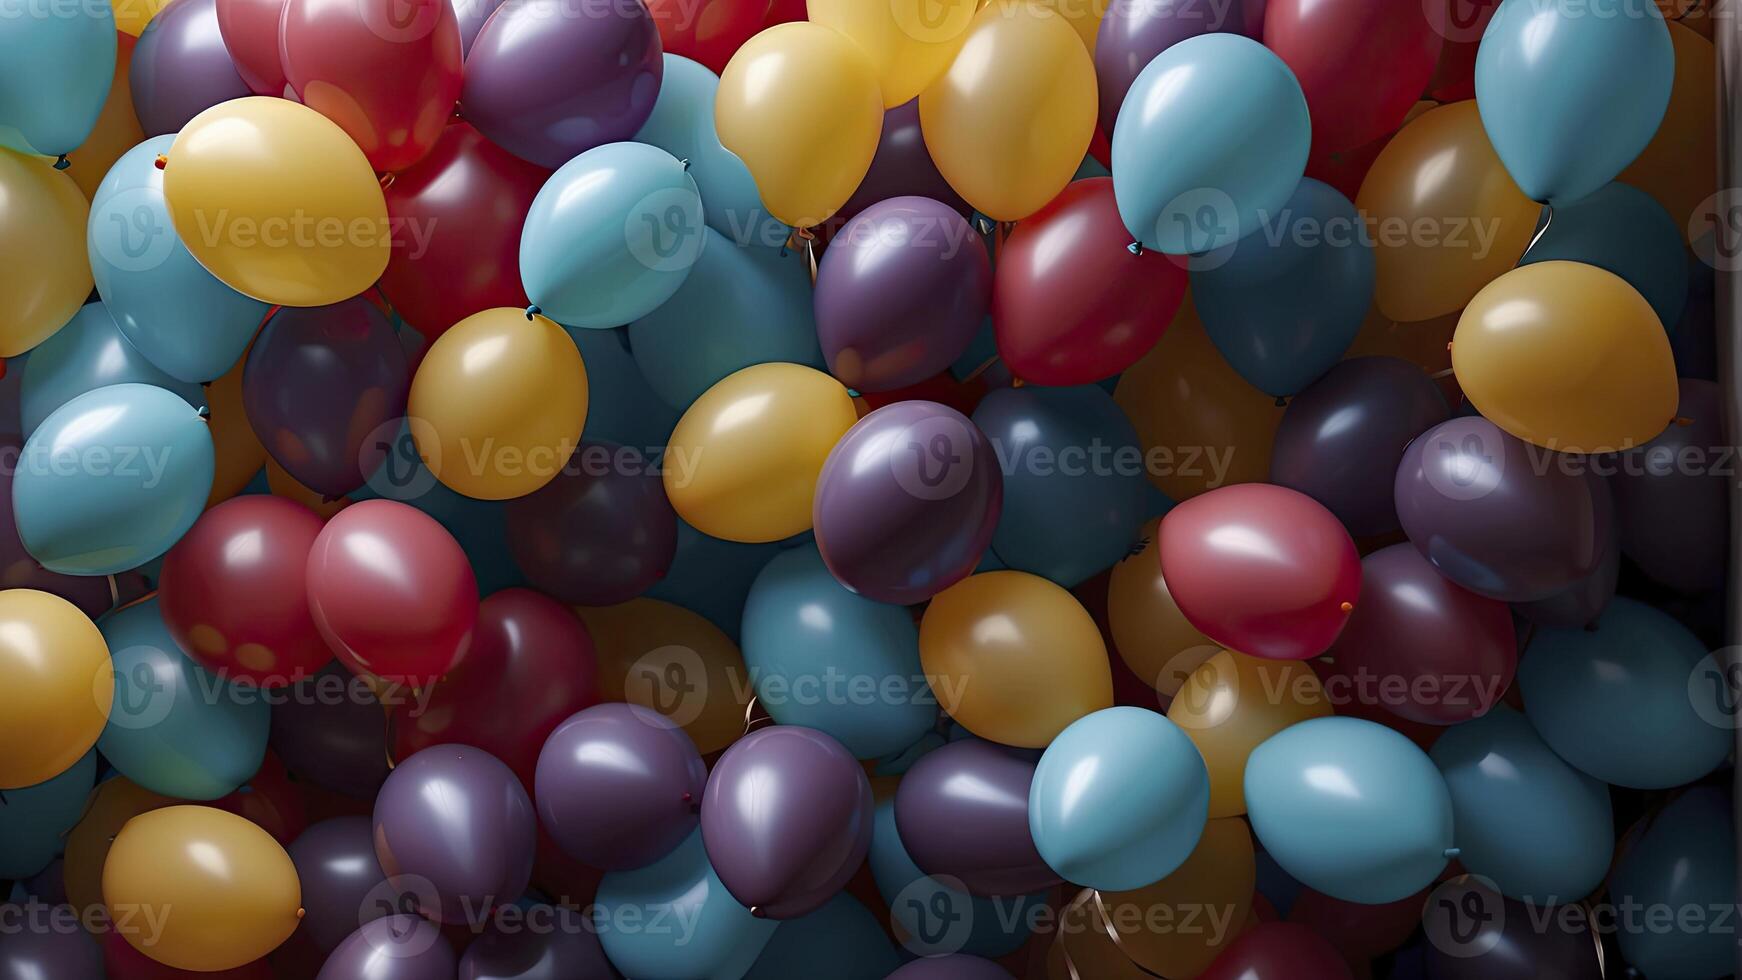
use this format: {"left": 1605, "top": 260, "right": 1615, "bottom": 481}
{"left": 681, "top": 791, "right": 692, "bottom": 803}
{"left": 1675, "top": 416, "right": 1693, "bottom": 427}
{"left": 1127, "top": 241, "right": 1144, "bottom": 256}
{"left": 1445, "top": 342, "right": 1454, "bottom": 352}
{"left": 296, "top": 907, "right": 306, "bottom": 919}
{"left": 195, "top": 405, "right": 211, "bottom": 421}
{"left": 1340, "top": 601, "right": 1353, "bottom": 613}
{"left": 1274, "top": 396, "right": 1287, "bottom": 408}
{"left": 379, "top": 172, "right": 396, "bottom": 190}
{"left": 679, "top": 157, "right": 690, "bottom": 171}
{"left": 153, "top": 155, "right": 167, "bottom": 171}
{"left": 750, "top": 906, "right": 765, "bottom": 919}
{"left": 525, "top": 305, "right": 541, "bottom": 321}
{"left": 1443, "top": 848, "right": 1460, "bottom": 859}
{"left": 53, "top": 154, "right": 69, "bottom": 171}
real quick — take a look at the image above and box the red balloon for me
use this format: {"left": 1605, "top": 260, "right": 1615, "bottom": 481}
{"left": 1157, "top": 484, "right": 1360, "bottom": 661}
{"left": 212, "top": 751, "right": 310, "bottom": 845}
{"left": 645, "top": 0, "right": 764, "bottom": 74}
{"left": 993, "top": 177, "right": 1186, "bottom": 386}
{"left": 1200, "top": 922, "right": 1354, "bottom": 980}
{"left": 378, "top": 122, "right": 551, "bottom": 339}
{"left": 305, "top": 499, "right": 479, "bottom": 684}
{"left": 1287, "top": 885, "right": 1429, "bottom": 967}
{"left": 1427, "top": 0, "right": 1503, "bottom": 102}
{"left": 762, "top": 0, "right": 804, "bottom": 27}
{"left": 214, "top": 0, "right": 288, "bottom": 96}
{"left": 1264, "top": 0, "right": 1444, "bottom": 155}
{"left": 391, "top": 588, "right": 601, "bottom": 790}
{"left": 159, "top": 496, "right": 332, "bottom": 687}
{"left": 280, "top": 0, "right": 465, "bottom": 172}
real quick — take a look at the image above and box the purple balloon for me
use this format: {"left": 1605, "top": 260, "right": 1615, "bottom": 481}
{"left": 700, "top": 726, "right": 874, "bottom": 920}
{"left": 130, "top": 0, "right": 252, "bottom": 137}
{"left": 458, "top": 907, "right": 618, "bottom": 980}
{"left": 1271, "top": 357, "right": 1449, "bottom": 537}
{"left": 289, "top": 817, "right": 391, "bottom": 953}
{"left": 316, "top": 916, "right": 457, "bottom": 980}
{"left": 0, "top": 917, "right": 102, "bottom": 979}
{"left": 534, "top": 703, "right": 706, "bottom": 872}
{"left": 832, "top": 101, "right": 969, "bottom": 229}
{"left": 1421, "top": 877, "right": 1602, "bottom": 980}
{"left": 1611, "top": 378, "right": 1726, "bottom": 593}
{"left": 373, "top": 745, "right": 536, "bottom": 924}
{"left": 893, "top": 740, "right": 1060, "bottom": 897}
{"left": 1096, "top": 0, "right": 1267, "bottom": 135}
{"left": 816, "top": 198, "right": 991, "bottom": 393}
{"left": 885, "top": 954, "right": 1015, "bottom": 980}
{"left": 269, "top": 664, "right": 389, "bottom": 800}
{"left": 813, "top": 402, "right": 1001, "bottom": 606}
{"left": 461, "top": 0, "right": 663, "bottom": 168}
{"left": 1515, "top": 524, "right": 1619, "bottom": 630}
{"left": 453, "top": 0, "right": 507, "bottom": 55}
{"left": 1395, "top": 417, "right": 1613, "bottom": 603}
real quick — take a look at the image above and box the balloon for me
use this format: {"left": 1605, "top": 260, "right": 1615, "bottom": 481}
{"left": 209, "top": 750, "right": 307, "bottom": 846}
{"left": 808, "top": 0, "right": 974, "bottom": 108}
{"left": 20, "top": 302, "right": 205, "bottom": 437}
{"left": 1192, "top": 179, "right": 1375, "bottom": 397}
{"left": 745, "top": 893, "right": 901, "bottom": 980}
{"left": 644, "top": 0, "right": 762, "bottom": 75}
{"left": 888, "top": 957, "right": 1014, "bottom": 980}
{"left": 1198, "top": 922, "right": 1352, "bottom": 980}
{"left": 1106, "top": 517, "right": 1219, "bottom": 696}
{"left": 285, "top": 816, "right": 388, "bottom": 952}
{"left": 14, "top": 383, "right": 214, "bottom": 575}
{"left": 102, "top": 806, "right": 300, "bottom": 971}
{"left": 894, "top": 739, "right": 1059, "bottom": 896}
{"left": 1522, "top": 182, "right": 1688, "bottom": 329}
{"left": 459, "top": 907, "right": 617, "bottom": 980}
{"left": 1514, "top": 526, "right": 1619, "bottom": 631}
{"left": 594, "top": 831, "right": 776, "bottom": 978}
{"left": 0, "top": 923, "right": 103, "bottom": 979}
{"left": 0, "top": 0, "right": 113, "bottom": 156}
{"left": 163, "top": 98, "right": 389, "bottom": 306}
{"left": 1245, "top": 716, "right": 1452, "bottom": 903}
{"left": 316, "top": 917, "right": 456, "bottom": 980}
{"left": 575, "top": 597, "right": 751, "bottom": 755}
{"left": 0, "top": 435, "right": 137, "bottom": 617}
{"left": 1089, "top": 818, "right": 1255, "bottom": 977}
{"left": 452, "top": 0, "right": 505, "bottom": 54}
{"left": 0, "top": 150, "right": 92, "bottom": 357}
{"left": 1612, "top": 378, "right": 1726, "bottom": 591}
{"left": 919, "top": 571, "right": 1113, "bottom": 747}
{"left": 1264, "top": 0, "right": 1441, "bottom": 155}
{"left": 213, "top": 0, "right": 288, "bottom": 95}
{"left": 1476, "top": 0, "right": 1672, "bottom": 204}
{"left": 62, "top": 775, "right": 175, "bottom": 921}
{"left": 1394, "top": 416, "right": 1614, "bottom": 602}
{"left": 1355, "top": 101, "right": 1539, "bottom": 322}
{"left": 204, "top": 356, "right": 267, "bottom": 506}
{"left": 61, "top": 30, "right": 146, "bottom": 200}
{"left": 564, "top": 326, "right": 681, "bottom": 450}
{"left": 0, "top": 750, "right": 96, "bottom": 878}
{"left": 920, "top": 1, "right": 1094, "bottom": 222}
{"left": 1094, "top": 0, "right": 1267, "bottom": 137}
{"left": 1169, "top": 651, "right": 1332, "bottom": 817}
{"left": 130, "top": 0, "right": 250, "bottom": 136}
{"left": 503, "top": 441, "right": 674, "bottom": 603}
{"left": 268, "top": 664, "right": 390, "bottom": 800}
{"left": 1611, "top": 785, "right": 1736, "bottom": 978}
{"left": 1420, "top": 874, "right": 1604, "bottom": 979}
{"left": 1270, "top": 357, "right": 1448, "bottom": 535}
{"left": 831, "top": 99, "right": 969, "bottom": 232}
{"left": 1623, "top": 22, "right": 1712, "bottom": 243}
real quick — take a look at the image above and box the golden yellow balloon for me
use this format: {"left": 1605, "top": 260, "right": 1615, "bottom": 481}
{"left": 716, "top": 23, "right": 884, "bottom": 228}
{"left": 164, "top": 97, "right": 389, "bottom": 307}
{"left": 1355, "top": 101, "right": 1539, "bottom": 323}
{"left": 66, "top": 32, "right": 146, "bottom": 200}
{"left": 64, "top": 776, "right": 177, "bottom": 921}
{"left": 808, "top": 0, "right": 978, "bottom": 108}
{"left": 664, "top": 362, "right": 858, "bottom": 543}
{"left": 1622, "top": 23, "right": 1713, "bottom": 242}
{"left": 409, "top": 309, "right": 589, "bottom": 501}
{"left": 0, "top": 589, "right": 112, "bottom": 789}
{"left": 1034, "top": 0, "right": 1108, "bottom": 52}
{"left": 1453, "top": 260, "right": 1678, "bottom": 454}
{"left": 103, "top": 805, "right": 302, "bottom": 972}
{"left": 1108, "top": 518, "right": 1220, "bottom": 698}
{"left": 576, "top": 598, "right": 752, "bottom": 755}
{"left": 919, "top": 570, "right": 1114, "bottom": 747}
{"left": 0, "top": 149, "right": 92, "bottom": 357}
{"left": 920, "top": 1, "right": 1097, "bottom": 221}
{"left": 1169, "top": 650, "right": 1331, "bottom": 817}
{"left": 112, "top": 0, "right": 172, "bottom": 35}
{"left": 1099, "top": 817, "right": 1256, "bottom": 976}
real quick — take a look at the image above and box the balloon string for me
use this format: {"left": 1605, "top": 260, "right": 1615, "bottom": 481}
{"left": 1431, "top": 367, "right": 1455, "bottom": 380}
{"left": 741, "top": 694, "right": 774, "bottom": 735}
{"left": 1524, "top": 205, "right": 1555, "bottom": 258}
{"left": 961, "top": 354, "right": 1002, "bottom": 383}
{"left": 105, "top": 574, "right": 118, "bottom": 612}
{"left": 1088, "top": 890, "right": 1170, "bottom": 979}
{"left": 383, "top": 704, "right": 399, "bottom": 771}
{"left": 1586, "top": 900, "right": 1610, "bottom": 978}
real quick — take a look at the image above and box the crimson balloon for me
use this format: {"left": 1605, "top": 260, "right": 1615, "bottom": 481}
{"left": 644, "top": 0, "right": 762, "bottom": 74}
{"left": 1200, "top": 922, "right": 1353, "bottom": 980}
{"left": 1264, "top": 0, "right": 1444, "bottom": 155}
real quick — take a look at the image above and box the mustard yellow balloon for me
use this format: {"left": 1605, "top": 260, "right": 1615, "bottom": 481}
{"left": 0, "top": 589, "right": 111, "bottom": 789}
{"left": 65, "top": 776, "right": 176, "bottom": 921}
{"left": 164, "top": 97, "right": 389, "bottom": 307}
{"left": 0, "top": 149, "right": 92, "bottom": 357}
{"left": 103, "top": 805, "right": 302, "bottom": 972}
{"left": 1168, "top": 650, "right": 1331, "bottom": 817}
{"left": 1108, "top": 518, "right": 1220, "bottom": 698}
{"left": 664, "top": 362, "right": 858, "bottom": 543}
{"left": 807, "top": 0, "right": 978, "bottom": 107}
{"left": 919, "top": 1, "right": 1096, "bottom": 222}
{"left": 1454, "top": 260, "right": 1678, "bottom": 454}
{"left": 716, "top": 23, "right": 884, "bottom": 228}
{"left": 112, "top": 0, "right": 171, "bottom": 35}
{"left": 576, "top": 598, "right": 752, "bottom": 755}
{"left": 1099, "top": 817, "right": 1256, "bottom": 976}
{"left": 919, "top": 570, "right": 1114, "bottom": 747}
{"left": 409, "top": 309, "right": 589, "bottom": 500}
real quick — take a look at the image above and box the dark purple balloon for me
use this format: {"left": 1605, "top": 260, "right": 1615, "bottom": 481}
{"left": 458, "top": 907, "right": 618, "bottom": 980}
{"left": 813, "top": 402, "right": 1001, "bottom": 606}
{"left": 893, "top": 739, "right": 1060, "bottom": 897}
{"left": 1515, "top": 521, "right": 1619, "bottom": 630}
{"left": 289, "top": 817, "right": 391, "bottom": 953}
{"left": 461, "top": 0, "right": 663, "bottom": 168}
{"left": 1611, "top": 378, "right": 1726, "bottom": 593}
{"left": 269, "top": 664, "right": 390, "bottom": 800}
{"left": 885, "top": 954, "right": 1015, "bottom": 980}
{"left": 1271, "top": 356, "right": 1449, "bottom": 536}
{"left": 832, "top": 100, "right": 969, "bottom": 228}
{"left": 534, "top": 703, "right": 706, "bottom": 872}
{"left": 316, "top": 916, "right": 457, "bottom": 980}
{"left": 505, "top": 442, "right": 677, "bottom": 605}
{"left": 373, "top": 745, "right": 536, "bottom": 924}
{"left": 0, "top": 917, "right": 103, "bottom": 980}
{"left": 454, "top": 0, "right": 507, "bottom": 55}
{"left": 1421, "top": 877, "right": 1602, "bottom": 980}
{"left": 816, "top": 198, "right": 991, "bottom": 393}
{"left": 1096, "top": 0, "right": 1267, "bottom": 135}
{"left": 700, "top": 726, "right": 874, "bottom": 920}
{"left": 1395, "top": 416, "right": 1613, "bottom": 603}
{"left": 130, "top": 0, "right": 253, "bottom": 137}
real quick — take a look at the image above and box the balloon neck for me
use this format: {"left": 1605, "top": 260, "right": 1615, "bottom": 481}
{"left": 1443, "top": 848, "right": 1460, "bottom": 859}
{"left": 749, "top": 906, "right": 765, "bottom": 918}
{"left": 525, "top": 305, "right": 541, "bottom": 321}
{"left": 52, "top": 154, "right": 68, "bottom": 171}
{"left": 195, "top": 405, "right": 210, "bottom": 421}
{"left": 678, "top": 157, "right": 690, "bottom": 171}
{"left": 1127, "top": 241, "right": 1144, "bottom": 256}
{"left": 154, "top": 155, "right": 167, "bottom": 171}
{"left": 1340, "top": 602, "right": 1353, "bottom": 613}
{"left": 295, "top": 907, "right": 306, "bottom": 919}
{"left": 1274, "top": 396, "right": 1287, "bottom": 408}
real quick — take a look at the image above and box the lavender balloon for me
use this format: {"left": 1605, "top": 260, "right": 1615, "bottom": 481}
{"left": 894, "top": 740, "right": 1060, "bottom": 897}
{"left": 1096, "top": 0, "right": 1268, "bottom": 133}
{"left": 886, "top": 955, "right": 1016, "bottom": 980}
{"left": 459, "top": 906, "right": 618, "bottom": 979}
{"left": 0, "top": 920, "right": 102, "bottom": 979}
{"left": 130, "top": 0, "right": 252, "bottom": 136}
{"left": 269, "top": 664, "right": 389, "bottom": 800}
{"left": 288, "top": 816, "right": 390, "bottom": 953}
{"left": 316, "top": 916, "right": 457, "bottom": 980}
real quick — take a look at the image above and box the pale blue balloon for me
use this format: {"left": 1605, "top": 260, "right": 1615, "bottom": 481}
{"left": 594, "top": 830, "right": 777, "bottom": 980}
{"left": 742, "top": 545, "right": 937, "bottom": 759}
{"left": 566, "top": 326, "right": 681, "bottom": 450}
{"left": 1245, "top": 716, "right": 1453, "bottom": 904}
{"left": 0, "top": 750, "right": 95, "bottom": 879}
{"left": 646, "top": 519, "right": 784, "bottom": 642}
{"left": 20, "top": 302, "right": 205, "bottom": 437}
{"left": 1029, "top": 706, "right": 1208, "bottom": 891}
{"left": 1110, "top": 33, "right": 1310, "bottom": 254}
{"left": 1430, "top": 706, "right": 1612, "bottom": 902}
{"left": 1520, "top": 181, "right": 1688, "bottom": 329}
{"left": 744, "top": 893, "right": 901, "bottom": 980}
{"left": 1611, "top": 785, "right": 1735, "bottom": 980}
{"left": 521, "top": 142, "right": 705, "bottom": 329}
{"left": 0, "top": 0, "right": 114, "bottom": 156}
{"left": 1475, "top": 0, "right": 1673, "bottom": 204}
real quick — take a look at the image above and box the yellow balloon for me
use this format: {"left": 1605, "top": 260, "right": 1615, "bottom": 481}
{"left": 1099, "top": 817, "right": 1256, "bottom": 976}
{"left": 919, "top": 570, "right": 1113, "bottom": 747}
{"left": 576, "top": 598, "right": 752, "bottom": 755}
{"left": 1622, "top": 23, "right": 1713, "bottom": 243}
{"left": 112, "top": 0, "right": 172, "bottom": 35}
{"left": 716, "top": 23, "right": 884, "bottom": 228}
{"left": 920, "top": 1, "right": 1096, "bottom": 221}
{"left": 0, "top": 589, "right": 112, "bottom": 789}
{"left": 66, "top": 32, "right": 146, "bottom": 200}
{"left": 0, "top": 149, "right": 92, "bottom": 357}
{"left": 164, "top": 97, "right": 389, "bottom": 307}
{"left": 807, "top": 0, "right": 978, "bottom": 108}
{"left": 1107, "top": 519, "right": 1220, "bottom": 698}
{"left": 1033, "top": 0, "right": 1109, "bottom": 52}
{"left": 64, "top": 776, "right": 177, "bottom": 921}
{"left": 409, "top": 309, "right": 589, "bottom": 500}
{"left": 1355, "top": 101, "right": 1539, "bottom": 323}
{"left": 103, "top": 805, "right": 302, "bottom": 972}
{"left": 1453, "top": 260, "right": 1678, "bottom": 454}
{"left": 1169, "top": 650, "right": 1332, "bottom": 817}
{"left": 664, "top": 362, "right": 858, "bottom": 543}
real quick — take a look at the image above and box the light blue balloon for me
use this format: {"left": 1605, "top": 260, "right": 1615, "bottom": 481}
{"left": 20, "top": 302, "right": 205, "bottom": 437}
{"left": 1111, "top": 33, "right": 1310, "bottom": 254}
{"left": 869, "top": 800, "right": 1046, "bottom": 958}
{"left": 1517, "top": 597, "right": 1730, "bottom": 789}
{"left": 742, "top": 545, "right": 937, "bottom": 759}
{"left": 744, "top": 893, "right": 901, "bottom": 980}
{"left": 629, "top": 228, "right": 821, "bottom": 410}
{"left": 1475, "top": 0, "right": 1673, "bottom": 205}
{"left": 1430, "top": 706, "right": 1612, "bottom": 902}
{"left": 521, "top": 142, "right": 705, "bottom": 329}
{"left": 594, "top": 830, "right": 777, "bottom": 980}
{"left": 0, "top": 750, "right": 95, "bottom": 879}
{"left": 567, "top": 326, "right": 681, "bottom": 450}
{"left": 1192, "top": 178, "right": 1375, "bottom": 396}
{"left": 1244, "top": 716, "right": 1453, "bottom": 904}
{"left": 1611, "top": 785, "right": 1735, "bottom": 980}
{"left": 14, "top": 383, "right": 214, "bottom": 575}
{"left": 0, "top": 1, "right": 114, "bottom": 156}
{"left": 97, "top": 599, "right": 269, "bottom": 800}
{"left": 1029, "top": 706, "right": 1208, "bottom": 891}
{"left": 1520, "top": 181, "right": 1688, "bottom": 329}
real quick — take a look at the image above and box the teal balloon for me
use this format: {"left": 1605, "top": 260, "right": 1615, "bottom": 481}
{"left": 20, "top": 302, "right": 205, "bottom": 437}
{"left": 97, "top": 599, "right": 269, "bottom": 800}
{"left": 1517, "top": 597, "right": 1730, "bottom": 789}
{"left": 594, "top": 830, "right": 777, "bottom": 980}
{"left": 745, "top": 893, "right": 901, "bottom": 980}
{"left": 869, "top": 800, "right": 1046, "bottom": 958}
{"left": 1430, "top": 706, "right": 1612, "bottom": 902}
{"left": 742, "top": 545, "right": 937, "bottom": 759}
{"left": 1028, "top": 706, "right": 1208, "bottom": 891}
{"left": 628, "top": 228, "right": 821, "bottom": 410}
{"left": 0, "top": 751, "right": 95, "bottom": 879}
{"left": 567, "top": 326, "right": 680, "bottom": 450}
{"left": 1110, "top": 33, "right": 1310, "bottom": 254}
{"left": 1520, "top": 182, "right": 1688, "bottom": 330}
{"left": 1475, "top": 0, "right": 1673, "bottom": 205}
{"left": 646, "top": 520, "right": 783, "bottom": 641}
{"left": 1191, "top": 178, "right": 1374, "bottom": 396}
{"left": 1611, "top": 785, "right": 1736, "bottom": 980}
{"left": 1245, "top": 716, "right": 1453, "bottom": 904}
{"left": 520, "top": 141, "right": 705, "bottom": 329}
{"left": 14, "top": 383, "right": 214, "bottom": 575}
{"left": 0, "top": 0, "right": 113, "bottom": 156}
